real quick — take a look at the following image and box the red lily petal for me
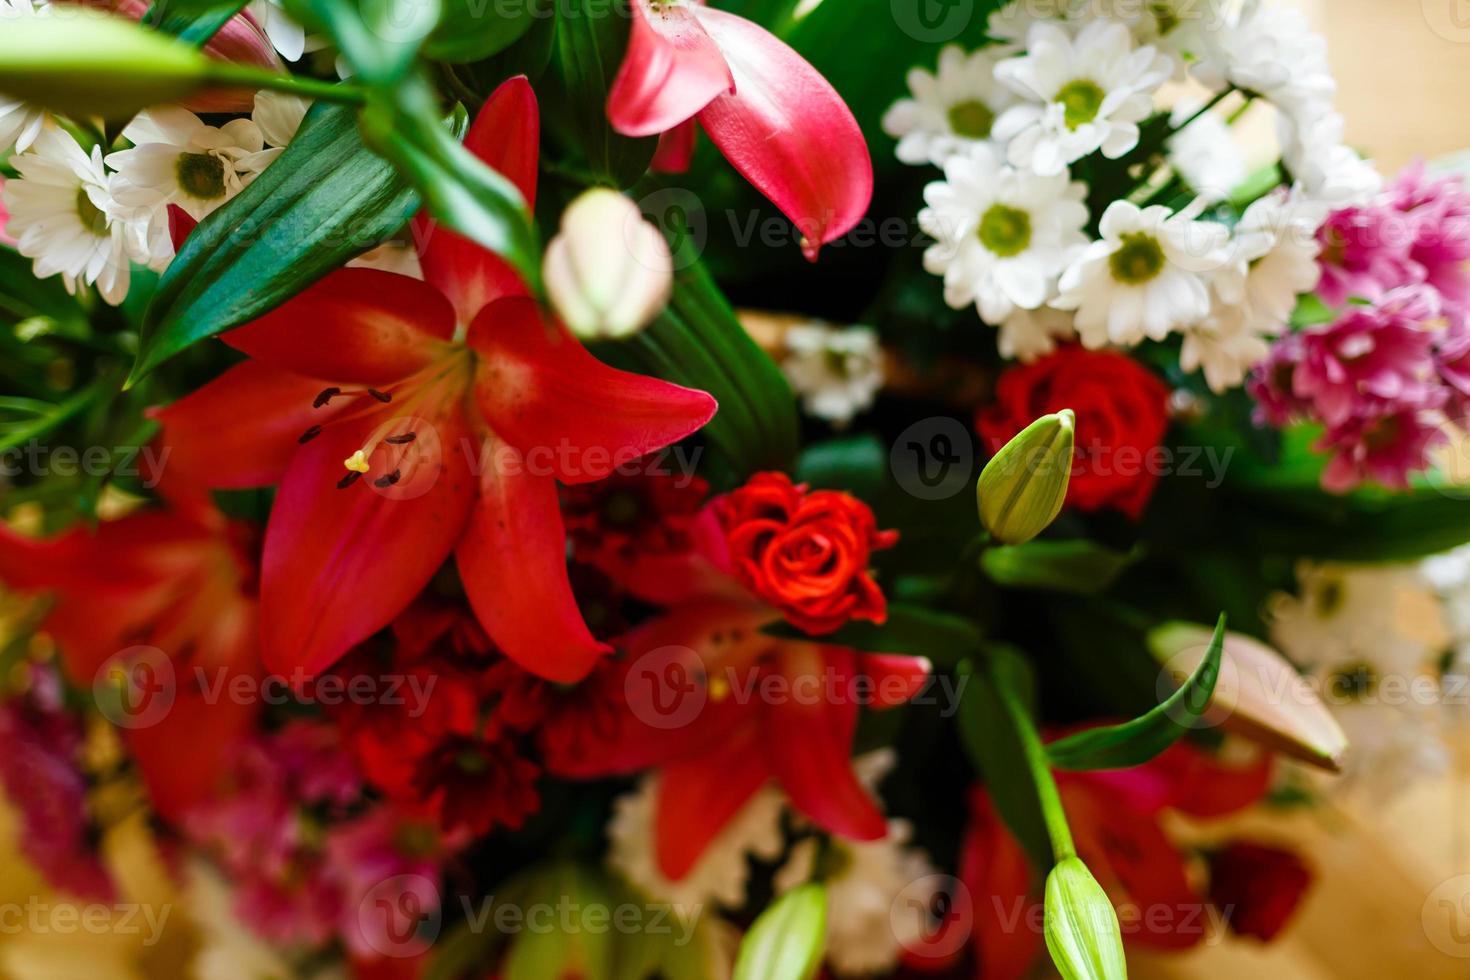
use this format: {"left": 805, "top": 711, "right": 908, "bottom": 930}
{"left": 607, "top": 0, "right": 734, "bottom": 139}
{"left": 958, "top": 791, "right": 1043, "bottom": 979}
{"left": 469, "top": 297, "right": 716, "bottom": 485}
{"left": 859, "top": 653, "right": 932, "bottom": 709}
{"left": 259, "top": 402, "right": 476, "bottom": 678}
{"left": 651, "top": 120, "right": 697, "bottom": 174}
{"left": 150, "top": 361, "right": 349, "bottom": 489}
{"left": 692, "top": 6, "right": 873, "bottom": 260}
{"left": 655, "top": 719, "right": 771, "bottom": 879}
{"left": 414, "top": 76, "right": 539, "bottom": 323}
{"left": 224, "top": 269, "right": 455, "bottom": 385}
{"left": 167, "top": 204, "right": 197, "bottom": 250}
{"left": 1063, "top": 783, "right": 1205, "bottom": 950}
{"left": 764, "top": 643, "right": 886, "bottom": 841}
{"left": 455, "top": 432, "right": 611, "bottom": 683}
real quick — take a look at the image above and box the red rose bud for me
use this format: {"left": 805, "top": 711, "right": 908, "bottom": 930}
{"left": 976, "top": 408, "right": 1074, "bottom": 544}
{"left": 717, "top": 471, "right": 897, "bottom": 634}
{"left": 978, "top": 347, "right": 1170, "bottom": 519}
{"left": 1208, "top": 841, "right": 1312, "bottom": 941}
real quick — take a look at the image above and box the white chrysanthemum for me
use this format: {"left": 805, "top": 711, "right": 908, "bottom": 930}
{"left": 1192, "top": 0, "right": 1334, "bottom": 124}
{"left": 881, "top": 45, "right": 1016, "bottom": 166}
{"left": 1000, "top": 306, "right": 1075, "bottom": 362}
{"left": 107, "top": 107, "right": 267, "bottom": 223}
{"left": 920, "top": 144, "right": 1089, "bottom": 326}
{"left": 606, "top": 774, "right": 785, "bottom": 918}
{"left": 1179, "top": 305, "right": 1269, "bottom": 393}
{"left": 1268, "top": 561, "right": 1450, "bottom": 680}
{"left": 1423, "top": 546, "right": 1470, "bottom": 678}
{"left": 1214, "top": 190, "right": 1324, "bottom": 333}
{"left": 773, "top": 822, "right": 938, "bottom": 978}
{"left": 3, "top": 128, "right": 148, "bottom": 305}
{"left": 781, "top": 322, "right": 884, "bottom": 426}
{"left": 1053, "top": 199, "right": 1229, "bottom": 348}
{"left": 243, "top": 90, "right": 312, "bottom": 171}
{"left": 985, "top": 0, "right": 1079, "bottom": 54}
{"left": 992, "top": 19, "right": 1172, "bottom": 176}
{"left": 247, "top": 0, "right": 310, "bottom": 60}
{"left": 1165, "top": 102, "right": 1245, "bottom": 199}
{"left": 0, "top": 0, "right": 48, "bottom": 154}
{"left": 1282, "top": 111, "right": 1382, "bottom": 209}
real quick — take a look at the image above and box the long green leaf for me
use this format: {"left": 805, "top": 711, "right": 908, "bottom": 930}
{"left": 981, "top": 540, "right": 1140, "bottom": 595}
{"left": 426, "top": 0, "right": 537, "bottom": 62}
{"left": 144, "top": 0, "right": 246, "bottom": 45}
{"left": 131, "top": 103, "right": 419, "bottom": 382}
{"left": 1046, "top": 614, "right": 1226, "bottom": 772}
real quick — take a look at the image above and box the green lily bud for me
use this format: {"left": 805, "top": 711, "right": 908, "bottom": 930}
{"left": 977, "top": 408, "right": 1075, "bottom": 544}
{"left": 0, "top": 10, "right": 215, "bottom": 121}
{"left": 1044, "top": 857, "right": 1127, "bottom": 980}
{"left": 733, "top": 883, "right": 828, "bottom": 980}
{"left": 544, "top": 188, "right": 673, "bottom": 341}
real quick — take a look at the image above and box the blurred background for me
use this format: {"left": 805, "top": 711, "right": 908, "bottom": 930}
{"left": 3, "top": 1, "right": 1470, "bottom": 978}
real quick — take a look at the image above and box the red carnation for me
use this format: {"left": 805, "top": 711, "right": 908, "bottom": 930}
{"left": 716, "top": 471, "right": 897, "bottom": 634}
{"left": 978, "top": 347, "right": 1171, "bottom": 518}
{"left": 1208, "top": 841, "right": 1313, "bottom": 941}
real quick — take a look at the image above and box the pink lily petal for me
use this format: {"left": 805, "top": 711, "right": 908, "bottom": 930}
{"left": 651, "top": 120, "right": 698, "bottom": 174}
{"left": 607, "top": 0, "right": 734, "bottom": 139}
{"left": 693, "top": 5, "right": 873, "bottom": 260}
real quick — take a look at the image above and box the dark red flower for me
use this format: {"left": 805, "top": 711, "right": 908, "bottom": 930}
{"left": 562, "top": 466, "right": 709, "bottom": 570}
{"left": 1208, "top": 841, "right": 1313, "bottom": 941}
{"left": 412, "top": 737, "right": 541, "bottom": 837}
{"left": 978, "top": 347, "right": 1171, "bottom": 519}
{"left": 716, "top": 471, "right": 898, "bottom": 634}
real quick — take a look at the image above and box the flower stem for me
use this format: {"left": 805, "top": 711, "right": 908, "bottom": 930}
{"left": 993, "top": 664, "right": 1076, "bottom": 861}
{"left": 204, "top": 64, "right": 366, "bottom": 105}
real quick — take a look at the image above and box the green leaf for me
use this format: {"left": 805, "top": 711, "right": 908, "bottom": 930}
{"left": 732, "top": 884, "right": 827, "bottom": 980}
{"left": 426, "top": 0, "right": 538, "bottom": 62}
{"left": 144, "top": 0, "right": 248, "bottom": 46}
{"left": 956, "top": 650, "right": 1052, "bottom": 871}
{"left": 980, "top": 540, "right": 1140, "bottom": 595}
{"left": 1046, "top": 614, "right": 1226, "bottom": 772}
{"left": 132, "top": 103, "right": 419, "bottom": 381}
{"left": 286, "top": 0, "right": 440, "bottom": 85}
{"left": 548, "top": 0, "right": 655, "bottom": 186}
{"left": 616, "top": 233, "right": 798, "bottom": 481}
{"left": 762, "top": 602, "right": 981, "bottom": 666}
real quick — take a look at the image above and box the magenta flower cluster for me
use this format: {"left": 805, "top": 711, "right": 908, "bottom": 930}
{"left": 183, "top": 720, "right": 450, "bottom": 958}
{"left": 1250, "top": 164, "right": 1470, "bottom": 491}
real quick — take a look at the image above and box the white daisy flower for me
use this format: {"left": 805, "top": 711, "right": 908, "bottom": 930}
{"left": 1283, "top": 111, "right": 1382, "bottom": 209}
{"left": 1179, "top": 304, "right": 1270, "bottom": 393}
{"left": 919, "top": 144, "right": 1089, "bottom": 325}
{"left": 606, "top": 774, "right": 786, "bottom": 918}
{"left": 2, "top": 128, "right": 148, "bottom": 306}
{"left": 1053, "top": 199, "right": 1229, "bottom": 348}
{"left": 881, "top": 45, "right": 1015, "bottom": 166}
{"left": 1215, "top": 190, "right": 1324, "bottom": 333}
{"left": 985, "top": 0, "right": 1080, "bottom": 54}
{"left": 781, "top": 321, "right": 884, "bottom": 427}
{"left": 247, "top": 0, "right": 311, "bottom": 61}
{"left": 999, "top": 306, "right": 1076, "bottom": 362}
{"left": 0, "top": 0, "right": 50, "bottom": 155}
{"left": 1192, "top": 0, "right": 1335, "bottom": 125}
{"left": 992, "top": 19, "right": 1173, "bottom": 176}
{"left": 242, "top": 90, "right": 312, "bottom": 171}
{"left": 1165, "top": 101, "right": 1245, "bottom": 200}
{"left": 106, "top": 107, "right": 267, "bottom": 224}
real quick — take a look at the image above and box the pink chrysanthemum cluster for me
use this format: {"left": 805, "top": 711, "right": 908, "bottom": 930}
{"left": 1251, "top": 164, "right": 1470, "bottom": 491}
{"left": 184, "top": 721, "right": 451, "bottom": 957}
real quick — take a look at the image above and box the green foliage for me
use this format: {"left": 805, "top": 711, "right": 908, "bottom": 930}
{"left": 981, "top": 539, "right": 1141, "bottom": 594}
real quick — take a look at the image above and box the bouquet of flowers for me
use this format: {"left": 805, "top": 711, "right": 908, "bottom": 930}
{"left": 1, "top": 0, "right": 1468, "bottom": 976}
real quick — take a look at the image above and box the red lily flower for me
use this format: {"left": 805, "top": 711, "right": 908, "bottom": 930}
{"left": 554, "top": 482, "right": 928, "bottom": 879}
{"left": 607, "top": 0, "right": 873, "bottom": 260}
{"left": 0, "top": 478, "right": 260, "bottom": 821}
{"left": 155, "top": 77, "right": 717, "bottom": 684}
{"left": 955, "top": 736, "right": 1276, "bottom": 977}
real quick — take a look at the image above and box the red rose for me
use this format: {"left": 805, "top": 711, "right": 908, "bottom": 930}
{"left": 1208, "top": 841, "right": 1312, "bottom": 941}
{"left": 978, "top": 346, "right": 1170, "bottom": 518}
{"left": 716, "top": 472, "right": 897, "bottom": 634}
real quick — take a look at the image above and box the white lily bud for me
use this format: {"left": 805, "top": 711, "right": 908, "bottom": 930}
{"left": 543, "top": 187, "right": 672, "bottom": 340}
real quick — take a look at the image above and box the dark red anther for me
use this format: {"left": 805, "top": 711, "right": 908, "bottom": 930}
{"left": 374, "top": 469, "right": 402, "bottom": 488}
{"left": 337, "top": 471, "right": 362, "bottom": 489}
{"left": 385, "top": 432, "right": 417, "bottom": 445}
{"left": 298, "top": 424, "right": 323, "bottom": 444}
{"left": 368, "top": 388, "right": 392, "bottom": 403}
{"left": 314, "top": 387, "right": 341, "bottom": 408}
